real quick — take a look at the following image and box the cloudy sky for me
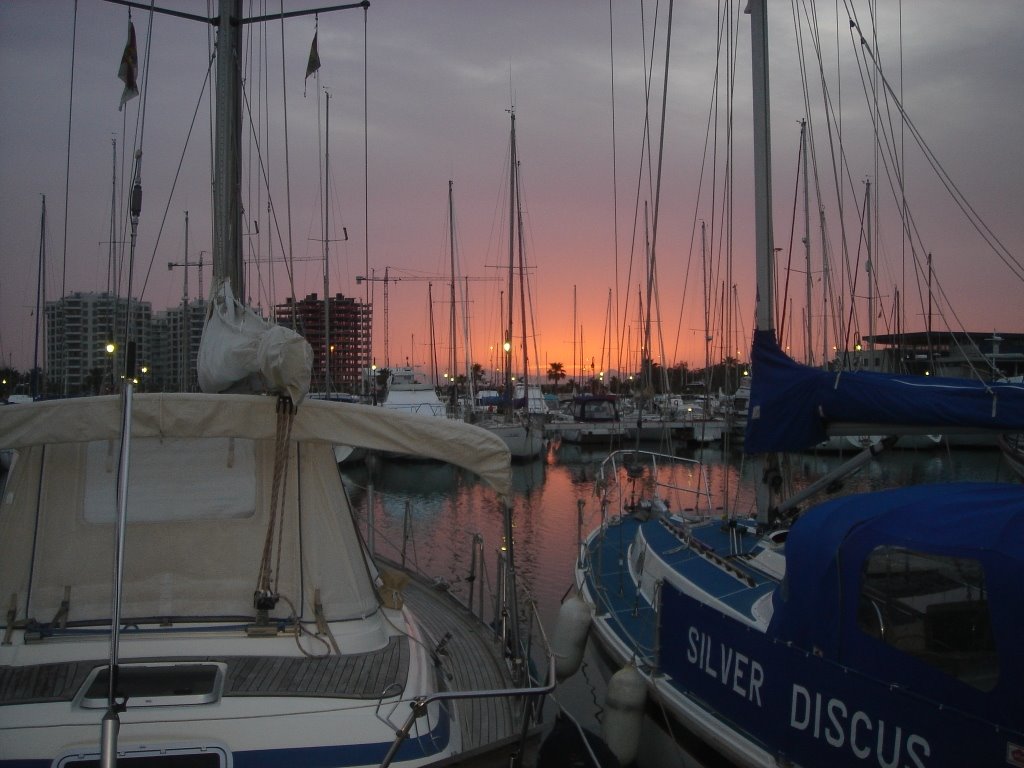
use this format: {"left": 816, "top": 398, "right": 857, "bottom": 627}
{"left": 2, "top": 0, "right": 1022, "bottom": 381}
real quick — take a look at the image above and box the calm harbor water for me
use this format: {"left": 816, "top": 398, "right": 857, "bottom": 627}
{"left": 340, "top": 437, "right": 1019, "bottom": 766}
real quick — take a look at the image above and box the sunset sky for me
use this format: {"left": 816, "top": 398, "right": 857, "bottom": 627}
{"left": 2, "top": 1, "right": 1022, "bottom": 384}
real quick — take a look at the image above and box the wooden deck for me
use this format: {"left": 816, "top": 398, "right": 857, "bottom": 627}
{"left": 396, "top": 567, "right": 523, "bottom": 757}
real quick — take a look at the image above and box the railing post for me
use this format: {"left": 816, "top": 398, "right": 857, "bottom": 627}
{"left": 575, "top": 498, "right": 586, "bottom": 569}
{"left": 468, "top": 532, "right": 481, "bottom": 618}
{"left": 401, "top": 500, "right": 412, "bottom": 568}
{"left": 653, "top": 579, "right": 663, "bottom": 676}
{"left": 366, "top": 483, "right": 375, "bottom": 556}
{"left": 495, "top": 548, "right": 507, "bottom": 643}
{"left": 476, "top": 537, "right": 485, "bottom": 620}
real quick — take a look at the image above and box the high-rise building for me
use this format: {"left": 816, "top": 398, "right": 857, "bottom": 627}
{"left": 45, "top": 292, "right": 153, "bottom": 395}
{"left": 152, "top": 299, "right": 207, "bottom": 392}
{"left": 275, "top": 293, "right": 372, "bottom": 394}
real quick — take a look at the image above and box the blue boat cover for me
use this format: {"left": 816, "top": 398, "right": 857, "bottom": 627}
{"left": 768, "top": 482, "right": 1024, "bottom": 667}
{"left": 744, "top": 329, "right": 1024, "bottom": 453}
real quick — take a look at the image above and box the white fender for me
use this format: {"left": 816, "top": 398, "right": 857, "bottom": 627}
{"left": 602, "top": 663, "right": 645, "bottom": 765}
{"left": 551, "top": 594, "right": 592, "bottom": 681}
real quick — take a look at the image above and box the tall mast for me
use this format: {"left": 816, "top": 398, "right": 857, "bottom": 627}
{"left": 323, "top": 91, "right": 331, "bottom": 394}
{"left": 865, "top": 179, "right": 874, "bottom": 356}
{"left": 183, "top": 211, "right": 190, "bottom": 390}
{"left": 448, "top": 180, "right": 458, "bottom": 410}
{"left": 504, "top": 110, "right": 516, "bottom": 413}
{"left": 213, "top": 0, "right": 243, "bottom": 297}
{"left": 801, "top": 119, "right": 813, "bottom": 365}
{"left": 749, "top": 0, "right": 778, "bottom": 523}
{"left": 572, "top": 285, "right": 577, "bottom": 390}
{"left": 516, "top": 142, "right": 530, "bottom": 401}
{"left": 32, "top": 196, "right": 46, "bottom": 399}
{"left": 750, "top": 0, "right": 775, "bottom": 336}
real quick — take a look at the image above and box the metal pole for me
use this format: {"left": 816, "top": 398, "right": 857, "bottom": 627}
{"left": 366, "top": 483, "right": 375, "bottom": 556}
{"left": 100, "top": 379, "right": 134, "bottom": 768}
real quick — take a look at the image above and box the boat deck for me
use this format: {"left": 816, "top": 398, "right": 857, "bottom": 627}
{"left": 647, "top": 517, "right": 777, "bottom": 618}
{"left": 584, "top": 515, "right": 777, "bottom": 668}
{"left": 0, "top": 570, "right": 527, "bottom": 761}
{"left": 0, "top": 636, "right": 409, "bottom": 706}
{"left": 398, "top": 566, "right": 525, "bottom": 758}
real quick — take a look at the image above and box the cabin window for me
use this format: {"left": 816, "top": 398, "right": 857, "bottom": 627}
{"left": 83, "top": 437, "right": 257, "bottom": 523}
{"left": 857, "top": 545, "right": 998, "bottom": 691}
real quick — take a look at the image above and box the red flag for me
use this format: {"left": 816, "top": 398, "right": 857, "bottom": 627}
{"left": 118, "top": 22, "right": 139, "bottom": 111}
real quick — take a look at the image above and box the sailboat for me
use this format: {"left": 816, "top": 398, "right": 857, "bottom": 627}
{"left": 0, "top": 3, "right": 550, "bottom": 765}
{"left": 561, "top": 2, "right": 1024, "bottom": 767}
{"left": 474, "top": 110, "right": 545, "bottom": 460}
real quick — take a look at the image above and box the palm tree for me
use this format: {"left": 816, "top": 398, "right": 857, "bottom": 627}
{"left": 471, "top": 362, "right": 486, "bottom": 387}
{"left": 547, "top": 362, "right": 566, "bottom": 390}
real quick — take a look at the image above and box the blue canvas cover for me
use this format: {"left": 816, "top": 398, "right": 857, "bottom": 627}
{"left": 769, "top": 482, "right": 1024, "bottom": 665}
{"left": 744, "top": 329, "right": 1024, "bottom": 453}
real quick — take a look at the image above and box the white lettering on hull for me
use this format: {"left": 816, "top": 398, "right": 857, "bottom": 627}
{"left": 685, "top": 626, "right": 764, "bottom": 706}
{"left": 682, "top": 624, "right": 936, "bottom": 767}
{"left": 790, "top": 684, "right": 931, "bottom": 768}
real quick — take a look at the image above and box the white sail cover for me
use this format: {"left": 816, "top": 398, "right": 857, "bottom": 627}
{"left": 0, "top": 394, "right": 512, "bottom": 627}
{"left": 198, "top": 278, "right": 313, "bottom": 404}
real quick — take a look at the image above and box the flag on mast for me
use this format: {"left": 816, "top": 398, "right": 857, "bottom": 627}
{"left": 118, "top": 22, "right": 139, "bottom": 110}
{"left": 304, "top": 31, "right": 320, "bottom": 96}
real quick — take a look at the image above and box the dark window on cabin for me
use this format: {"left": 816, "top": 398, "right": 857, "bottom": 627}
{"left": 857, "top": 545, "right": 998, "bottom": 692}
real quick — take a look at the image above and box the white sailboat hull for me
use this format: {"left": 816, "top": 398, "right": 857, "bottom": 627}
{"left": 0, "top": 394, "right": 539, "bottom": 766}
{"left": 479, "top": 420, "right": 545, "bottom": 459}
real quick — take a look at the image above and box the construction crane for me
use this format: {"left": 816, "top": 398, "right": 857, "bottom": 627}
{"left": 356, "top": 268, "right": 498, "bottom": 370}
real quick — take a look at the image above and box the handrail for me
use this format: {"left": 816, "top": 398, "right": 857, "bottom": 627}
{"left": 379, "top": 655, "right": 557, "bottom": 768}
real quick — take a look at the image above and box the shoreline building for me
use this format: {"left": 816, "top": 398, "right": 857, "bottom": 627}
{"left": 275, "top": 293, "right": 372, "bottom": 394}
{"left": 44, "top": 292, "right": 153, "bottom": 395}
{"left": 152, "top": 299, "right": 207, "bottom": 392}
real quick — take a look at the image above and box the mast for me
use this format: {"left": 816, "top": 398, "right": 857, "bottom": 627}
{"left": 448, "top": 180, "right": 458, "bottom": 412}
{"left": 462, "top": 277, "right": 475, "bottom": 407}
{"left": 504, "top": 110, "right": 516, "bottom": 417}
{"left": 213, "top": 0, "right": 243, "bottom": 297}
{"left": 323, "top": 90, "right": 331, "bottom": 394}
{"left": 572, "top": 284, "right": 577, "bottom": 390}
{"left": 749, "top": 0, "right": 779, "bottom": 523}
{"left": 32, "top": 195, "right": 46, "bottom": 400}
{"left": 865, "top": 178, "right": 874, "bottom": 357}
{"left": 750, "top": 0, "right": 775, "bottom": 336}
{"left": 820, "top": 207, "right": 830, "bottom": 367}
{"left": 800, "top": 119, "right": 813, "bottom": 365}
{"left": 515, "top": 141, "right": 530, "bottom": 408}
{"left": 183, "top": 212, "right": 190, "bottom": 390}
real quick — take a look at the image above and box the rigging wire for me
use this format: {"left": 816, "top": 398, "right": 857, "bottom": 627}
{"left": 59, "top": 0, "right": 79, "bottom": 397}
{"left": 274, "top": 8, "right": 299, "bottom": 304}
{"left": 136, "top": 51, "right": 216, "bottom": 299}
{"left": 607, "top": 0, "right": 621, "bottom": 374}
{"left": 616, "top": 0, "right": 660, "bottom": 377}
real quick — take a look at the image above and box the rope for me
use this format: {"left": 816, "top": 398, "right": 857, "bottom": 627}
{"left": 255, "top": 396, "right": 295, "bottom": 605}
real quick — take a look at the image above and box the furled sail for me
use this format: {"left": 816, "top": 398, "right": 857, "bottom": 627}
{"left": 745, "top": 329, "right": 1024, "bottom": 452}
{"left": 197, "top": 278, "right": 313, "bottom": 404}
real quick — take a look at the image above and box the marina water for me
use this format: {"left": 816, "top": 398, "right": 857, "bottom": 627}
{"left": 340, "top": 439, "right": 1018, "bottom": 766}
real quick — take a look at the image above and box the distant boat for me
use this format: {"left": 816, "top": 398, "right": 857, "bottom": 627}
{"left": 472, "top": 111, "right": 545, "bottom": 460}
{"left": 380, "top": 365, "right": 447, "bottom": 418}
{"left": 551, "top": 394, "right": 625, "bottom": 445}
